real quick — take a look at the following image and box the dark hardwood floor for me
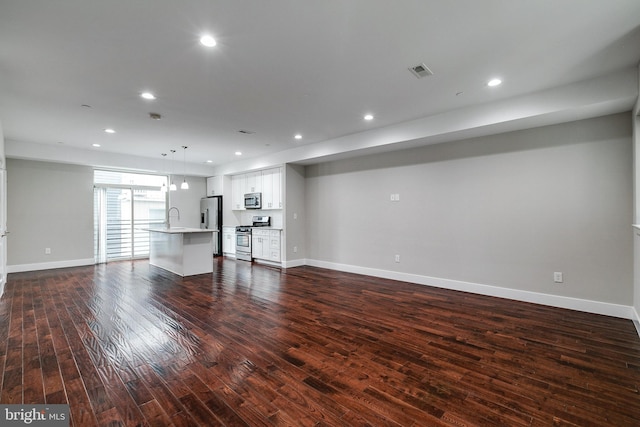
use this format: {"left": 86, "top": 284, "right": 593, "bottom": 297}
{"left": 1, "top": 259, "right": 640, "bottom": 426}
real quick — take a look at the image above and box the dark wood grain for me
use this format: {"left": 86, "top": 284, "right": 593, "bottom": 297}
{"left": 1, "top": 259, "right": 640, "bottom": 426}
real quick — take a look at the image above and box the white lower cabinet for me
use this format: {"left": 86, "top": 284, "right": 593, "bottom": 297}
{"left": 268, "top": 229, "right": 281, "bottom": 261}
{"left": 251, "top": 229, "right": 281, "bottom": 262}
{"left": 222, "top": 226, "right": 236, "bottom": 255}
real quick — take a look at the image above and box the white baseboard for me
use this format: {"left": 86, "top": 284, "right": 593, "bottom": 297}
{"left": 7, "top": 256, "right": 638, "bottom": 329}
{"left": 253, "top": 259, "right": 283, "bottom": 268}
{"left": 7, "top": 258, "right": 95, "bottom": 273}
{"left": 282, "top": 258, "right": 307, "bottom": 269}
{"left": 633, "top": 307, "right": 640, "bottom": 338}
{"left": 305, "top": 259, "right": 635, "bottom": 320}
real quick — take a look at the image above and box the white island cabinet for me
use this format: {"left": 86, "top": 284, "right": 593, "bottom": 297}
{"left": 142, "top": 228, "right": 217, "bottom": 276}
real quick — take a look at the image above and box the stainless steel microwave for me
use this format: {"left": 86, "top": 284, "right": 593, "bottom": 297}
{"left": 244, "top": 192, "right": 262, "bottom": 209}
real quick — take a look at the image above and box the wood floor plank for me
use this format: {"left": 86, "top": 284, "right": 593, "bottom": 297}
{"left": 2, "top": 259, "right": 640, "bottom": 426}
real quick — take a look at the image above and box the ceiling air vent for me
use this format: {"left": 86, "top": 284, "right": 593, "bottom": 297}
{"left": 409, "top": 63, "right": 434, "bottom": 79}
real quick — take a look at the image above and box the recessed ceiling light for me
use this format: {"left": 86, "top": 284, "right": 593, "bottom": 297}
{"left": 200, "top": 34, "right": 217, "bottom": 47}
{"left": 294, "top": 134, "right": 302, "bottom": 140}
{"left": 206, "top": 160, "right": 213, "bottom": 163}
{"left": 487, "top": 78, "right": 502, "bottom": 87}
{"left": 92, "top": 143, "right": 101, "bottom": 147}
{"left": 235, "top": 151, "right": 242, "bottom": 156}
{"left": 104, "top": 128, "right": 116, "bottom": 134}
{"left": 364, "top": 114, "right": 374, "bottom": 121}
{"left": 141, "top": 92, "right": 156, "bottom": 100}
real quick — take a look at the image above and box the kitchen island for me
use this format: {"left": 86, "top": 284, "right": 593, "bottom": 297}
{"left": 142, "top": 227, "right": 218, "bottom": 276}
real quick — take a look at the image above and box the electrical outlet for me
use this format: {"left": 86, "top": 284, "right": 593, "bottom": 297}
{"left": 45, "top": 248, "right": 51, "bottom": 255}
{"left": 554, "top": 272, "right": 563, "bottom": 283}
{"left": 293, "top": 246, "right": 298, "bottom": 253}
{"left": 395, "top": 254, "right": 400, "bottom": 263}
{"left": 395, "top": 193, "right": 400, "bottom": 201}
{"left": 390, "top": 194, "right": 395, "bottom": 201}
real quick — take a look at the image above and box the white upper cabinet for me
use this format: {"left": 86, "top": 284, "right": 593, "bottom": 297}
{"left": 230, "top": 167, "right": 282, "bottom": 210}
{"left": 261, "top": 167, "right": 282, "bottom": 209}
{"left": 205, "top": 176, "right": 223, "bottom": 196}
{"left": 231, "top": 174, "right": 245, "bottom": 210}
{"left": 245, "top": 171, "right": 262, "bottom": 193}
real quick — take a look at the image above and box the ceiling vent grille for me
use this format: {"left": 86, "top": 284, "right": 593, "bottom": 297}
{"left": 409, "top": 63, "right": 434, "bottom": 79}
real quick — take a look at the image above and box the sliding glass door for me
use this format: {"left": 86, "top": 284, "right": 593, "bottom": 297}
{"left": 94, "top": 171, "right": 167, "bottom": 262}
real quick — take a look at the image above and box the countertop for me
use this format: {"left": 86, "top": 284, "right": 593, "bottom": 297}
{"left": 140, "top": 227, "right": 218, "bottom": 234}
{"left": 223, "top": 226, "right": 283, "bottom": 231}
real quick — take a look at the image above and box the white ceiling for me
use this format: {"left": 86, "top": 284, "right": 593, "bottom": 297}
{"left": 1, "top": 1, "right": 639, "bottom": 175}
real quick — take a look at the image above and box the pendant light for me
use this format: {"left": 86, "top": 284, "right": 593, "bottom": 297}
{"left": 160, "top": 153, "right": 168, "bottom": 193}
{"left": 181, "top": 146, "right": 189, "bottom": 189}
{"left": 169, "top": 149, "right": 177, "bottom": 191}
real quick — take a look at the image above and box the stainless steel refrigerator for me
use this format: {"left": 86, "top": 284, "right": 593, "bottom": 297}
{"left": 200, "top": 196, "right": 222, "bottom": 256}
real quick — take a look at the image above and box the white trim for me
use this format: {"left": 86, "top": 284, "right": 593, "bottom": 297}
{"left": 7, "top": 256, "right": 637, "bottom": 326}
{"left": 633, "top": 307, "right": 640, "bottom": 338}
{"left": 7, "top": 258, "right": 95, "bottom": 273}
{"left": 252, "top": 259, "right": 283, "bottom": 268}
{"left": 305, "top": 259, "right": 635, "bottom": 320}
{"left": 282, "top": 258, "right": 307, "bottom": 269}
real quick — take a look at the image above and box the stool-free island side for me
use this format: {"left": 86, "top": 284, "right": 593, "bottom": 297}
{"left": 141, "top": 227, "right": 218, "bottom": 276}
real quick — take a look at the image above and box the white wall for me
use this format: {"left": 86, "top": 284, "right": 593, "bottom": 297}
{"left": 166, "top": 176, "right": 207, "bottom": 228}
{"left": 284, "top": 164, "right": 306, "bottom": 265}
{"left": 634, "top": 114, "right": 640, "bottom": 329}
{"left": 0, "top": 121, "right": 5, "bottom": 168}
{"left": 7, "top": 159, "right": 94, "bottom": 270}
{"left": 0, "top": 120, "right": 6, "bottom": 296}
{"left": 633, "top": 63, "right": 640, "bottom": 329}
{"left": 5, "top": 162, "right": 207, "bottom": 271}
{"left": 7, "top": 139, "right": 215, "bottom": 177}
{"left": 305, "top": 113, "right": 633, "bottom": 313}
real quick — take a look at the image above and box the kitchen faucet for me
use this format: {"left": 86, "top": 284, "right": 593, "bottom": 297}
{"left": 167, "top": 206, "right": 180, "bottom": 228}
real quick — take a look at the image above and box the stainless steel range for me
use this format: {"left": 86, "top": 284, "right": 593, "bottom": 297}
{"left": 235, "top": 216, "right": 270, "bottom": 261}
